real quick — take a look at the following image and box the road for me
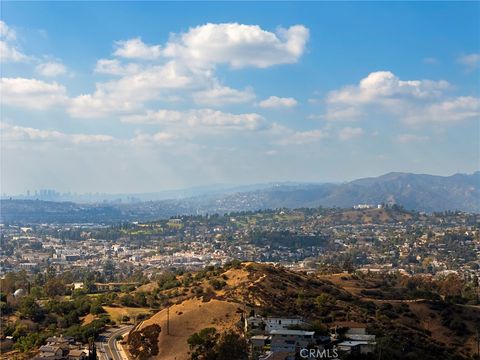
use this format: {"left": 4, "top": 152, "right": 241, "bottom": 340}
{"left": 97, "top": 325, "right": 133, "bottom": 360}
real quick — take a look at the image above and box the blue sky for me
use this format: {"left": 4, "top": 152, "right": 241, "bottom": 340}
{"left": 1, "top": 2, "right": 479, "bottom": 194}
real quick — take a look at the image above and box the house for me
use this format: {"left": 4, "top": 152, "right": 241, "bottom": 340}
{"left": 337, "top": 340, "right": 376, "bottom": 354}
{"left": 337, "top": 331, "right": 376, "bottom": 355}
{"left": 265, "top": 317, "right": 305, "bottom": 332}
{"left": 245, "top": 316, "right": 306, "bottom": 333}
{"left": 45, "top": 336, "right": 74, "bottom": 346}
{"left": 270, "top": 329, "right": 314, "bottom": 353}
{"left": 68, "top": 349, "right": 87, "bottom": 360}
{"left": 38, "top": 345, "right": 64, "bottom": 359}
{"left": 251, "top": 335, "right": 270, "bottom": 351}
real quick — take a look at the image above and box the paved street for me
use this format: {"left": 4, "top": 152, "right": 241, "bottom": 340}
{"left": 96, "top": 325, "right": 133, "bottom": 360}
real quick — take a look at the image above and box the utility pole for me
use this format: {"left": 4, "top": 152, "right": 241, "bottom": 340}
{"left": 167, "top": 306, "right": 170, "bottom": 335}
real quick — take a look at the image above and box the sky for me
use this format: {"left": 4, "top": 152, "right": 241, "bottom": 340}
{"left": 1, "top": 2, "right": 479, "bottom": 195}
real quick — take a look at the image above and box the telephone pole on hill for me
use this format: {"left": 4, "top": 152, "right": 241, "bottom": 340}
{"left": 167, "top": 306, "right": 170, "bottom": 335}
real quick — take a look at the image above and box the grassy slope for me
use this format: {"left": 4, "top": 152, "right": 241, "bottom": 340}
{"left": 127, "top": 263, "right": 480, "bottom": 360}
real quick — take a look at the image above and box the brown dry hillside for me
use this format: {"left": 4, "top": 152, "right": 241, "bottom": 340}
{"left": 126, "top": 263, "right": 480, "bottom": 360}
{"left": 138, "top": 299, "right": 242, "bottom": 360}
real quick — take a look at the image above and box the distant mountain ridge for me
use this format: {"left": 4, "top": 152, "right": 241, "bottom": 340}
{"left": 196, "top": 171, "right": 480, "bottom": 214}
{"left": 1, "top": 171, "right": 479, "bottom": 223}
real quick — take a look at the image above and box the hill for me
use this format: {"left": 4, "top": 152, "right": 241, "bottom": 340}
{"left": 205, "top": 171, "right": 480, "bottom": 213}
{"left": 126, "top": 262, "right": 480, "bottom": 360}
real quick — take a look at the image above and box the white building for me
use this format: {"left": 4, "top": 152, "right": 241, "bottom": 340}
{"left": 265, "top": 317, "right": 306, "bottom": 332}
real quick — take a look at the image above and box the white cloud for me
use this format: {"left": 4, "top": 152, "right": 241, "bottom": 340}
{"left": 69, "top": 61, "right": 195, "bottom": 118}
{"left": 70, "top": 134, "right": 114, "bottom": 144}
{"left": 1, "top": 123, "right": 64, "bottom": 142}
{"left": 282, "top": 129, "right": 328, "bottom": 145}
{"left": 1, "top": 77, "right": 68, "bottom": 110}
{"left": 259, "top": 96, "right": 298, "bottom": 109}
{"left": 68, "top": 23, "right": 309, "bottom": 118}
{"left": 0, "top": 21, "right": 29, "bottom": 63}
{"left": 321, "top": 107, "right": 363, "bottom": 121}
{"left": 396, "top": 134, "right": 429, "bottom": 143}
{"left": 69, "top": 93, "right": 137, "bottom": 119}
{"left": 271, "top": 123, "right": 329, "bottom": 145}
{"left": 131, "top": 131, "right": 177, "bottom": 145}
{"left": 404, "top": 96, "right": 480, "bottom": 124}
{"left": 1, "top": 123, "right": 113, "bottom": 144}
{"left": 457, "top": 53, "right": 480, "bottom": 71}
{"left": 36, "top": 61, "right": 67, "bottom": 77}
{"left": 163, "top": 23, "right": 309, "bottom": 69}
{"left": 122, "top": 108, "right": 265, "bottom": 130}
{"left": 327, "top": 71, "right": 449, "bottom": 106}
{"left": 193, "top": 83, "right": 255, "bottom": 106}
{"left": 324, "top": 71, "right": 478, "bottom": 125}
{"left": 338, "top": 127, "right": 364, "bottom": 141}
{"left": 0, "top": 21, "right": 16, "bottom": 41}
{"left": 113, "top": 37, "right": 162, "bottom": 60}
{"left": 121, "top": 109, "right": 184, "bottom": 124}
{"left": 0, "top": 40, "right": 29, "bottom": 63}
{"left": 94, "top": 59, "right": 141, "bottom": 76}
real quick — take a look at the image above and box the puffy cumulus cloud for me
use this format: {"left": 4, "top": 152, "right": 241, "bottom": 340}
{"left": 259, "top": 95, "right": 298, "bottom": 109}
{"left": 457, "top": 53, "right": 480, "bottom": 71}
{"left": 192, "top": 83, "right": 255, "bottom": 106}
{"left": 66, "top": 23, "right": 308, "bottom": 118}
{"left": 35, "top": 61, "right": 67, "bottom": 77}
{"left": 1, "top": 77, "right": 68, "bottom": 110}
{"left": 113, "top": 37, "right": 162, "bottom": 60}
{"left": 69, "top": 61, "right": 195, "bottom": 118}
{"left": 324, "top": 71, "right": 478, "bottom": 125}
{"left": 163, "top": 23, "right": 309, "bottom": 69}
{"left": 94, "top": 59, "right": 141, "bottom": 76}
{"left": 338, "top": 127, "right": 364, "bottom": 141}
{"left": 122, "top": 108, "right": 265, "bottom": 130}
{"left": 396, "top": 134, "right": 429, "bottom": 143}
{"left": 1, "top": 123, "right": 113, "bottom": 144}
{"left": 327, "top": 71, "right": 449, "bottom": 105}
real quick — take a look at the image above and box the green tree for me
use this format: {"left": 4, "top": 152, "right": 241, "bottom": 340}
{"left": 188, "top": 327, "right": 219, "bottom": 360}
{"left": 215, "top": 331, "right": 248, "bottom": 360}
{"left": 14, "top": 333, "right": 47, "bottom": 352}
{"left": 44, "top": 278, "right": 66, "bottom": 297}
{"left": 18, "top": 296, "right": 43, "bottom": 321}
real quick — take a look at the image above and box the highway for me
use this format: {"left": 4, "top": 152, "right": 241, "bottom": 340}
{"left": 97, "top": 325, "right": 133, "bottom": 360}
